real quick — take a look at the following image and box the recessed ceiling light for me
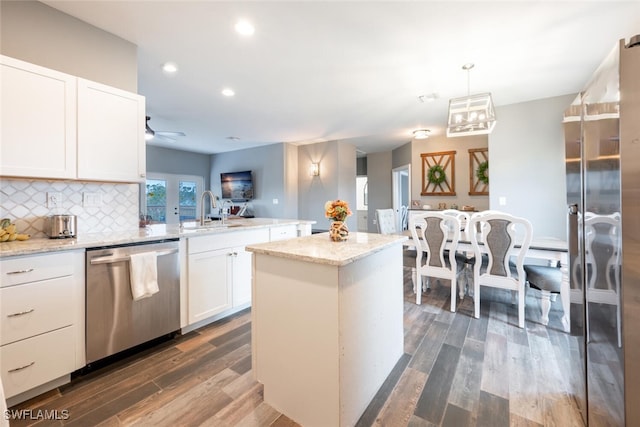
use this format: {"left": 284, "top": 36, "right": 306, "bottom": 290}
{"left": 418, "top": 93, "right": 439, "bottom": 103}
{"left": 413, "top": 129, "right": 431, "bottom": 139}
{"left": 222, "top": 88, "right": 235, "bottom": 97}
{"left": 162, "top": 62, "right": 178, "bottom": 74}
{"left": 235, "top": 19, "right": 255, "bottom": 36}
{"left": 226, "top": 136, "right": 241, "bottom": 141}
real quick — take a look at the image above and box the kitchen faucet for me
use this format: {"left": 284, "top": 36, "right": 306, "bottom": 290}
{"left": 221, "top": 200, "right": 233, "bottom": 225}
{"left": 200, "top": 190, "right": 217, "bottom": 226}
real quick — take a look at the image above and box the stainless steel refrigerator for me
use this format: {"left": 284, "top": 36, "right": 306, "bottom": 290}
{"left": 564, "top": 34, "right": 640, "bottom": 426}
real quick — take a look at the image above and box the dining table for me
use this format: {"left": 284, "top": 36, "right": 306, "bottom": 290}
{"left": 403, "top": 230, "right": 570, "bottom": 332}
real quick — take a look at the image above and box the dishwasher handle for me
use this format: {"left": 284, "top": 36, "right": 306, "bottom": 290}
{"left": 89, "top": 248, "right": 178, "bottom": 265}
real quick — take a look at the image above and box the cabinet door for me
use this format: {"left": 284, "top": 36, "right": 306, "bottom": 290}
{"left": 77, "top": 78, "right": 146, "bottom": 182}
{"left": 270, "top": 225, "right": 298, "bottom": 241}
{"left": 188, "top": 248, "right": 232, "bottom": 324}
{"left": 232, "top": 247, "right": 253, "bottom": 306}
{"left": 0, "top": 55, "right": 76, "bottom": 179}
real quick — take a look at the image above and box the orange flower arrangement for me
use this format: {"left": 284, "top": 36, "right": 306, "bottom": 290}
{"left": 324, "top": 199, "right": 352, "bottom": 222}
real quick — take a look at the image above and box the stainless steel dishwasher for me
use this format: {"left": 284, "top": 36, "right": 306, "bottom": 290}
{"left": 85, "top": 239, "right": 180, "bottom": 364}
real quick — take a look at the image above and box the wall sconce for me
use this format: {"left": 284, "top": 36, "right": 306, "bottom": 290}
{"left": 310, "top": 162, "right": 320, "bottom": 176}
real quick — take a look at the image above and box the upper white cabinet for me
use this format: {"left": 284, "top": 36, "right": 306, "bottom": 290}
{"left": 77, "top": 78, "right": 146, "bottom": 182}
{"left": 0, "top": 55, "right": 77, "bottom": 179}
{"left": 0, "top": 55, "right": 146, "bottom": 183}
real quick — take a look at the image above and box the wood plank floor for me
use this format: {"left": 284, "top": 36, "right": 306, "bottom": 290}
{"left": 9, "top": 259, "right": 586, "bottom": 426}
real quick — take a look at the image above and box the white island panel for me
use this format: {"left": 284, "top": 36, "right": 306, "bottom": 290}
{"left": 249, "top": 232, "right": 405, "bottom": 427}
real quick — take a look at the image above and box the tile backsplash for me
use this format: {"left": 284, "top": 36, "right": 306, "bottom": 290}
{"left": 0, "top": 178, "right": 140, "bottom": 238}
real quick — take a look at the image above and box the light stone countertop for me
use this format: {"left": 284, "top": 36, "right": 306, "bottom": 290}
{"left": 246, "top": 231, "right": 407, "bottom": 267}
{"left": 0, "top": 218, "right": 315, "bottom": 257}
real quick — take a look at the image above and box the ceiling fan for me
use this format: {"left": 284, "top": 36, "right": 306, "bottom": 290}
{"left": 145, "top": 116, "right": 186, "bottom": 142}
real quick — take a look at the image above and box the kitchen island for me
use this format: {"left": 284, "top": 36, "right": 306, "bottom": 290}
{"left": 246, "top": 232, "right": 407, "bottom": 427}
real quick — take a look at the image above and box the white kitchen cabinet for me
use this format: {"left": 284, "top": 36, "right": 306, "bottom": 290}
{"left": 0, "top": 250, "right": 85, "bottom": 404}
{"left": 77, "top": 78, "right": 146, "bottom": 182}
{"left": 186, "top": 229, "right": 269, "bottom": 328}
{"left": 0, "top": 54, "right": 146, "bottom": 183}
{"left": 231, "top": 246, "right": 253, "bottom": 306}
{"left": 187, "top": 248, "right": 233, "bottom": 324}
{"left": 269, "top": 224, "right": 298, "bottom": 241}
{"left": 0, "top": 55, "right": 77, "bottom": 179}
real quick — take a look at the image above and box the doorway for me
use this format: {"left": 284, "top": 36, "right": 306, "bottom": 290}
{"left": 145, "top": 173, "right": 204, "bottom": 225}
{"left": 392, "top": 164, "right": 410, "bottom": 231}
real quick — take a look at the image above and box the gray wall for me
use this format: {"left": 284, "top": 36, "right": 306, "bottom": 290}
{"left": 210, "top": 143, "right": 296, "bottom": 218}
{"left": 410, "top": 133, "right": 489, "bottom": 211}
{"left": 0, "top": 1, "right": 138, "bottom": 92}
{"left": 392, "top": 141, "right": 412, "bottom": 169}
{"left": 366, "top": 151, "right": 393, "bottom": 232}
{"left": 146, "top": 146, "right": 212, "bottom": 191}
{"left": 298, "top": 140, "right": 357, "bottom": 231}
{"left": 356, "top": 157, "right": 367, "bottom": 176}
{"left": 489, "top": 94, "right": 575, "bottom": 239}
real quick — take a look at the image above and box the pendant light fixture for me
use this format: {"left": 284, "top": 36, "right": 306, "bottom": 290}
{"left": 446, "top": 63, "right": 496, "bottom": 137}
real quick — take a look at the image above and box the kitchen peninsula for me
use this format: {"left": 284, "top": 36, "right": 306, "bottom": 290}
{"left": 246, "top": 232, "right": 407, "bottom": 427}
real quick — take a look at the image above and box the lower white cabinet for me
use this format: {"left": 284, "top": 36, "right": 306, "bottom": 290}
{"left": 186, "top": 229, "right": 269, "bottom": 327}
{"left": 231, "top": 247, "right": 253, "bottom": 306}
{"left": 269, "top": 224, "right": 298, "bottom": 241}
{"left": 187, "top": 248, "right": 233, "bottom": 324}
{"left": 1, "top": 326, "right": 76, "bottom": 398}
{"left": 0, "top": 250, "right": 85, "bottom": 403}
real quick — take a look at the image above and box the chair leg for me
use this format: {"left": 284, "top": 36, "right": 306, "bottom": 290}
{"left": 540, "top": 290, "right": 552, "bottom": 326}
{"left": 411, "top": 267, "right": 417, "bottom": 293}
{"left": 474, "top": 282, "right": 480, "bottom": 319}
{"left": 518, "top": 288, "right": 525, "bottom": 328}
{"left": 450, "top": 277, "right": 457, "bottom": 313}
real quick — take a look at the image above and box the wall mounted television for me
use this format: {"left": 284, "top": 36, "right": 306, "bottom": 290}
{"left": 221, "top": 170, "right": 254, "bottom": 202}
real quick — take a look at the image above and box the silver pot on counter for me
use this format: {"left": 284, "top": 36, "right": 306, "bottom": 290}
{"left": 44, "top": 214, "right": 77, "bottom": 238}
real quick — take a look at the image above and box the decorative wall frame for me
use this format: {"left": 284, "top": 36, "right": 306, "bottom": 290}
{"left": 421, "top": 150, "right": 456, "bottom": 196}
{"left": 469, "top": 147, "right": 489, "bottom": 195}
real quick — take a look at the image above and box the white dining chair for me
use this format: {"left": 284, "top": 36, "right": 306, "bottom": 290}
{"left": 584, "top": 212, "right": 622, "bottom": 347}
{"left": 441, "top": 209, "right": 472, "bottom": 298}
{"left": 377, "top": 208, "right": 419, "bottom": 292}
{"left": 410, "top": 211, "right": 463, "bottom": 310}
{"left": 468, "top": 212, "right": 533, "bottom": 328}
{"left": 375, "top": 208, "right": 396, "bottom": 234}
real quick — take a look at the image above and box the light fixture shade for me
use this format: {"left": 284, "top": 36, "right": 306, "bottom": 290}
{"left": 310, "top": 162, "right": 320, "bottom": 176}
{"left": 413, "top": 129, "right": 431, "bottom": 139}
{"left": 446, "top": 92, "right": 496, "bottom": 137}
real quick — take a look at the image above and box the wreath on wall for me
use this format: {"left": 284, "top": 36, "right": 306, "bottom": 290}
{"left": 476, "top": 161, "right": 489, "bottom": 185}
{"left": 427, "top": 164, "right": 447, "bottom": 185}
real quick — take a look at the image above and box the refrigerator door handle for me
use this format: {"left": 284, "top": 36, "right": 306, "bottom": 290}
{"left": 568, "top": 203, "right": 579, "bottom": 215}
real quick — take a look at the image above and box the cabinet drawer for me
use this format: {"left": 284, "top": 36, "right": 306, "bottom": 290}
{"left": 269, "top": 225, "right": 298, "bottom": 241}
{"left": 188, "top": 228, "right": 269, "bottom": 254}
{"left": 1, "top": 326, "right": 76, "bottom": 398}
{"left": 1, "top": 276, "right": 75, "bottom": 345}
{"left": 1, "top": 252, "right": 74, "bottom": 287}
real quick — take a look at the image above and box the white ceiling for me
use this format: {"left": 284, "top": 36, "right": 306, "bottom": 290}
{"left": 42, "top": 1, "right": 640, "bottom": 155}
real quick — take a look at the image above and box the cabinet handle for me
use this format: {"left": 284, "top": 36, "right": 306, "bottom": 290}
{"left": 8, "top": 361, "right": 35, "bottom": 373}
{"left": 7, "top": 308, "right": 35, "bottom": 318}
{"left": 6, "top": 268, "right": 35, "bottom": 275}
